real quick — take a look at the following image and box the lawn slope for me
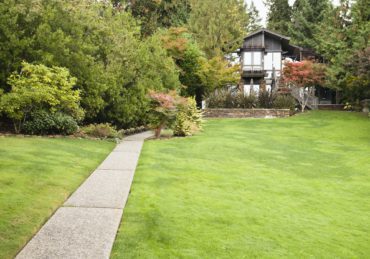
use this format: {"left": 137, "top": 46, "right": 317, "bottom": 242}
{"left": 112, "top": 111, "right": 370, "bottom": 258}
{"left": 0, "top": 137, "right": 115, "bottom": 259}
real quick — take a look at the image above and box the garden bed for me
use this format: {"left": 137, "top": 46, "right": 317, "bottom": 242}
{"left": 203, "top": 108, "right": 291, "bottom": 118}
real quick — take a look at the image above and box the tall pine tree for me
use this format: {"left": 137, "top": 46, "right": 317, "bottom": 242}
{"left": 123, "top": 0, "right": 191, "bottom": 36}
{"left": 289, "top": 0, "right": 329, "bottom": 48}
{"left": 265, "top": 0, "right": 292, "bottom": 34}
{"left": 314, "top": 0, "right": 370, "bottom": 101}
{"left": 246, "top": 1, "right": 262, "bottom": 32}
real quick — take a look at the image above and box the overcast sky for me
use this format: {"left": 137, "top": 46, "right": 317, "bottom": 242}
{"left": 245, "top": 0, "right": 340, "bottom": 26}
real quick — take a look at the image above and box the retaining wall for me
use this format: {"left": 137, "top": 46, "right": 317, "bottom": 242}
{"left": 203, "top": 108, "right": 291, "bottom": 118}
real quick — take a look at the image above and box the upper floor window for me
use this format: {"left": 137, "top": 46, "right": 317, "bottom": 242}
{"left": 243, "top": 51, "right": 262, "bottom": 66}
{"left": 243, "top": 51, "right": 262, "bottom": 71}
{"left": 265, "top": 52, "right": 281, "bottom": 70}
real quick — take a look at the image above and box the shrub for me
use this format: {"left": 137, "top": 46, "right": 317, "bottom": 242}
{"left": 119, "top": 126, "right": 147, "bottom": 136}
{"left": 0, "top": 62, "right": 83, "bottom": 133}
{"left": 235, "top": 92, "right": 257, "bottom": 108}
{"left": 173, "top": 97, "right": 203, "bottom": 136}
{"left": 207, "top": 89, "right": 239, "bottom": 108}
{"left": 80, "top": 123, "right": 119, "bottom": 139}
{"left": 147, "top": 91, "right": 178, "bottom": 138}
{"left": 206, "top": 89, "right": 227, "bottom": 108}
{"left": 273, "top": 95, "right": 296, "bottom": 110}
{"left": 23, "top": 111, "right": 78, "bottom": 135}
{"left": 208, "top": 89, "right": 270, "bottom": 109}
{"left": 258, "top": 91, "right": 276, "bottom": 108}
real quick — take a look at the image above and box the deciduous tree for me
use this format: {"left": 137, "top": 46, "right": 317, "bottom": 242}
{"left": 282, "top": 60, "right": 326, "bottom": 112}
{"left": 0, "top": 62, "right": 83, "bottom": 132}
{"left": 188, "top": 0, "right": 249, "bottom": 58}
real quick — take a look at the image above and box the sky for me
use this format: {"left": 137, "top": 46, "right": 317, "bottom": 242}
{"left": 245, "top": 0, "right": 340, "bottom": 26}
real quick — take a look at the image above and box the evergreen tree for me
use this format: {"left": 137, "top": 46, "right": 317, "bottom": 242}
{"left": 265, "top": 0, "right": 292, "bottom": 34}
{"left": 158, "top": 0, "right": 191, "bottom": 28}
{"left": 123, "top": 0, "right": 191, "bottom": 36}
{"left": 289, "top": 0, "right": 329, "bottom": 48}
{"left": 188, "top": 0, "right": 249, "bottom": 58}
{"left": 307, "top": 0, "right": 330, "bottom": 22}
{"left": 247, "top": 1, "right": 262, "bottom": 32}
{"left": 315, "top": 0, "right": 370, "bottom": 101}
{"left": 289, "top": 0, "right": 315, "bottom": 47}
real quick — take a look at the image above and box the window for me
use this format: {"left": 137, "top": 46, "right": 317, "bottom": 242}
{"left": 243, "top": 51, "right": 262, "bottom": 70}
{"left": 243, "top": 52, "right": 252, "bottom": 65}
{"left": 273, "top": 53, "right": 281, "bottom": 70}
{"left": 265, "top": 53, "right": 273, "bottom": 70}
{"left": 264, "top": 52, "right": 281, "bottom": 70}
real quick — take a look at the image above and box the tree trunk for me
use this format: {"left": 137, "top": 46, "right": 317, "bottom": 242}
{"left": 301, "top": 104, "right": 306, "bottom": 112}
{"left": 154, "top": 125, "right": 163, "bottom": 139}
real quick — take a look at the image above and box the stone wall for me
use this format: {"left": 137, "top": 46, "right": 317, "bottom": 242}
{"left": 318, "top": 104, "right": 345, "bottom": 110}
{"left": 203, "top": 108, "right": 291, "bottom": 118}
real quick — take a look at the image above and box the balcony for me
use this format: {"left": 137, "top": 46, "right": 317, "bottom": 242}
{"left": 242, "top": 65, "right": 266, "bottom": 77}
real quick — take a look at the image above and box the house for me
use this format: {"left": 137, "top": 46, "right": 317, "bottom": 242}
{"left": 239, "top": 29, "right": 339, "bottom": 108}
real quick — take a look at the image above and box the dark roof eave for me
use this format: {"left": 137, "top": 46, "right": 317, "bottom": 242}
{"left": 243, "top": 28, "right": 291, "bottom": 41}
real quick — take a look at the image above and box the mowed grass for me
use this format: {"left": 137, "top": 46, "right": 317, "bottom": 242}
{"left": 112, "top": 111, "right": 370, "bottom": 258}
{"left": 0, "top": 137, "right": 115, "bottom": 259}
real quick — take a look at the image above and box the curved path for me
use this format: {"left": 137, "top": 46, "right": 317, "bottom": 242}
{"left": 16, "top": 131, "right": 153, "bottom": 259}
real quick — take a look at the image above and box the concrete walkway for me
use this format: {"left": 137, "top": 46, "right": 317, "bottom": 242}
{"left": 16, "top": 131, "right": 153, "bottom": 259}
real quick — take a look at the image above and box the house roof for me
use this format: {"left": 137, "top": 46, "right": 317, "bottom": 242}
{"left": 244, "top": 28, "right": 291, "bottom": 41}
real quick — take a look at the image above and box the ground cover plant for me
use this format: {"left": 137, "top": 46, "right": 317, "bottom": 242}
{"left": 112, "top": 111, "right": 370, "bottom": 258}
{"left": 0, "top": 137, "right": 115, "bottom": 259}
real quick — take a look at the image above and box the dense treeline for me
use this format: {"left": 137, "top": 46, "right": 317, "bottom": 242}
{"left": 266, "top": 0, "right": 370, "bottom": 101}
{"left": 0, "top": 0, "right": 247, "bottom": 131}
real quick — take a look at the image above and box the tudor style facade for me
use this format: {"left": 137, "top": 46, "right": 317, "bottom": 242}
{"left": 239, "top": 29, "right": 338, "bottom": 106}
{"left": 240, "top": 29, "right": 299, "bottom": 95}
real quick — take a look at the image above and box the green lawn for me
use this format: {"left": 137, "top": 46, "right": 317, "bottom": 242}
{"left": 0, "top": 137, "right": 115, "bottom": 259}
{"left": 112, "top": 111, "right": 370, "bottom": 258}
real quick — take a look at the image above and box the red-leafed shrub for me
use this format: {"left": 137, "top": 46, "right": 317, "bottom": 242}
{"left": 282, "top": 60, "right": 326, "bottom": 111}
{"left": 148, "top": 91, "right": 179, "bottom": 138}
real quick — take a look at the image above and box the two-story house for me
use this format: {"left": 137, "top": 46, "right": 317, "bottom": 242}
{"left": 239, "top": 29, "right": 338, "bottom": 107}
{"left": 239, "top": 29, "right": 300, "bottom": 94}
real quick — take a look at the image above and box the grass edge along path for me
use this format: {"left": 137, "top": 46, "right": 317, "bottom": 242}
{"left": 0, "top": 137, "right": 115, "bottom": 259}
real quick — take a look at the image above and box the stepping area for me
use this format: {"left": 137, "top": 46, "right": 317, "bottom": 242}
{"left": 16, "top": 131, "right": 153, "bottom": 259}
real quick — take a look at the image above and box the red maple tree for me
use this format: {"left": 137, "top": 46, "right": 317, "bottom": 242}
{"left": 282, "top": 60, "right": 326, "bottom": 111}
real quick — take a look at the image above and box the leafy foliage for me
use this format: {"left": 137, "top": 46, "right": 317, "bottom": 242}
{"left": 282, "top": 61, "right": 326, "bottom": 88}
{"left": 258, "top": 91, "right": 276, "bottom": 109}
{"left": 188, "top": 0, "right": 249, "bottom": 57}
{"left": 246, "top": 2, "right": 262, "bottom": 32}
{"left": 103, "top": 32, "right": 180, "bottom": 128}
{"left": 80, "top": 123, "right": 120, "bottom": 139}
{"left": 236, "top": 92, "right": 258, "bottom": 108}
{"left": 289, "top": 0, "right": 329, "bottom": 48}
{"left": 147, "top": 91, "right": 179, "bottom": 138}
{"left": 173, "top": 97, "right": 202, "bottom": 136}
{"left": 0, "top": 62, "right": 83, "bottom": 132}
{"left": 282, "top": 60, "right": 326, "bottom": 111}
{"left": 23, "top": 111, "right": 78, "bottom": 135}
{"left": 159, "top": 28, "right": 239, "bottom": 105}
{"left": 206, "top": 89, "right": 260, "bottom": 109}
{"left": 124, "top": 0, "right": 191, "bottom": 36}
{"left": 0, "top": 0, "right": 181, "bottom": 129}
{"left": 197, "top": 56, "right": 240, "bottom": 96}
{"left": 314, "top": 0, "right": 369, "bottom": 101}
{"left": 273, "top": 95, "right": 296, "bottom": 110}
{"left": 266, "top": 0, "right": 292, "bottom": 34}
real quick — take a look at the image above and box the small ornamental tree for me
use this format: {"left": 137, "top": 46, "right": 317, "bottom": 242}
{"left": 282, "top": 60, "right": 326, "bottom": 112}
{"left": 0, "top": 62, "right": 84, "bottom": 133}
{"left": 173, "top": 97, "right": 203, "bottom": 136}
{"left": 147, "top": 91, "right": 179, "bottom": 138}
